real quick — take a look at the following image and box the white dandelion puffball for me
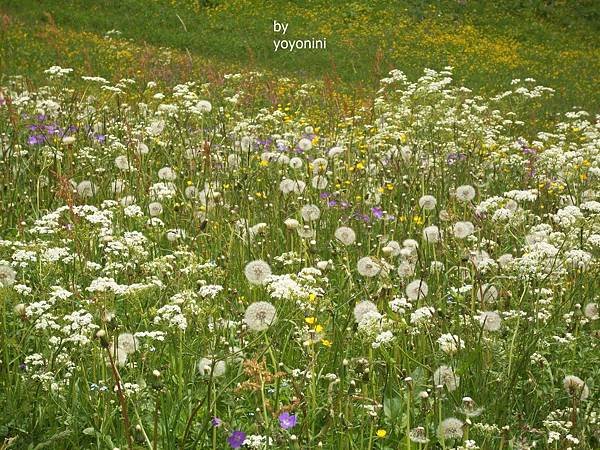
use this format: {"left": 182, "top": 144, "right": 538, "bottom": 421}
{"left": 114, "top": 155, "right": 130, "bottom": 171}
{"left": 292, "top": 180, "right": 306, "bottom": 194}
{"left": 398, "top": 261, "right": 416, "bottom": 278}
{"left": 455, "top": 185, "right": 476, "bottom": 202}
{"left": 136, "top": 142, "right": 149, "bottom": 155}
{"left": 244, "top": 260, "right": 272, "bottom": 285}
{"left": 197, "top": 357, "right": 226, "bottom": 377}
{"left": 497, "top": 253, "right": 514, "bottom": 267}
{"left": 279, "top": 178, "right": 296, "bottom": 195}
{"left": 453, "top": 221, "right": 475, "bottom": 239}
{"left": 563, "top": 375, "right": 589, "bottom": 400}
{"left": 335, "top": 226, "right": 356, "bottom": 245}
{"left": 403, "top": 239, "right": 419, "bottom": 250}
{"left": 112, "top": 347, "right": 128, "bottom": 367}
{"left": 148, "top": 202, "right": 163, "bottom": 217}
{"left": 297, "top": 226, "right": 316, "bottom": 239}
{"left": 357, "top": 257, "right": 381, "bottom": 277}
{"left": 14, "top": 303, "right": 26, "bottom": 316}
{"left": 120, "top": 195, "right": 136, "bottom": 206}
{"left": 297, "top": 138, "right": 312, "bottom": 151}
{"left": 184, "top": 186, "right": 198, "bottom": 199}
{"left": 157, "top": 166, "right": 177, "bottom": 181}
{"left": 77, "top": 180, "right": 96, "bottom": 198}
{"left": 277, "top": 154, "right": 291, "bottom": 166}
{"left": 148, "top": 119, "right": 165, "bottom": 136}
{"left": 433, "top": 365, "right": 460, "bottom": 392}
{"left": 406, "top": 279, "right": 428, "bottom": 301}
{"left": 196, "top": 100, "right": 212, "bottom": 113}
{"left": 289, "top": 157, "right": 303, "bottom": 169}
{"left": 383, "top": 240, "right": 402, "bottom": 257}
{"left": 244, "top": 301, "right": 277, "bottom": 331}
{"left": 423, "top": 225, "right": 440, "bottom": 243}
{"left": 477, "top": 311, "right": 502, "bottom": 331}
{"left": 166, "top": 229, "right": 185, "bottom": 242}
{"left": 0, "top": 264, "right": 16, "bottom": 287}
{"left": 419, "top": 195, "right": 437, "bottom": 210}
{"left": 439, "top": 209, "right": 451, "bottom": 221}
{"left": 116, "top": 333, "right": 138, "bottom": 354}
{"left": 437, "top": 417, "right": 464, "bottom": 441}
{"left": 284, "top": 218, "right": 300, "bottom": 230}
{"left": 227, "top": 154, "right": 241, "bottom": 168}
{"left": 311, "top": 157, "right": 328, "bottom": 174}
{"left": 460, "top": 397, "right": 484, "bottom": 418}
{"left": 111, "top": 179, "right": 126, "bottom": 194}
{"left": 328, "top": 146, "right": 344, "bottom": 158}
{"left": 476, "top": 284, "right": 499, "bottom": 303}
{"left": 353, "top": 300, "right": 379, "bottom": 323}
{"left": 240, "top": 136, "right": 253, "bottom": 152}
{"left": 311, "top": 175, "right": 328, "bottom": 189}
{"left": 301, "top": 204, "right": 321, "bottom": 222}
{"left": 408, "top": 427, "right": 429, "bottom": 444}
{"left": 583, "top": 303, "right": 598, "bottom": 320}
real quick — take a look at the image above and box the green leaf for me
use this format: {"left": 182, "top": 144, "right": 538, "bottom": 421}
{"left": 383, "top": 396, "right": 402, "bottom": 421}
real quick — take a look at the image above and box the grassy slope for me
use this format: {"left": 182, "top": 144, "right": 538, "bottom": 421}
{"left": 1, "top": 0, "right": 599, "bottom": 112}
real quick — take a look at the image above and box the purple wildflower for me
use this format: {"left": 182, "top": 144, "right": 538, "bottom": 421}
{"left": 371, "top": 207, "right": 384, "bottom": 219}
{"left": 211, "top": 417, "right": 222, "bottom": 427}
{"left": 45, "top": 124, "right": 58, "bottom": 134}
{"left": 258, "top": 138, "right": 272, "bottom": 149}
{"left": 227, "top": 431, "right": 246, "bottom": 448}
{"left": 278, "top": 412, "right": 297, "bottom": 430}
{"left": 353, "top": 212, "right": 370, "bottom": 222}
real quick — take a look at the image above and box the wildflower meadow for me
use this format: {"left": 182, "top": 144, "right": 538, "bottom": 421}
{"left": 1, "top": 1, "right": 599, "bottom": 450}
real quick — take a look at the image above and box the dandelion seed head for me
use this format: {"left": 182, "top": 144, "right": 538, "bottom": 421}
{"left": 334, "top": 226, "right": 356, "bottom": 245}
{"left": 438, "top": 417, "right": 464, "bottom": 441}
{"left": 198, "top": 357, "right": 226, "bottom": 377}
{"left": 0, "top": 264, "right": 16, "bottom": 287}
{"left": 357, "top": 256, "right": 381, "bottom": 277}
{"left": 453, "top": 221, "right": 475, "bottom": 239}
{"left": 563, "top": 375, "right": 589, "bottom": 400}
{"left": 116, "top": 333, "right": 138, "bottom": 354}
{"left": 583, "top": 302, "right": 598, "bottom": 320}
{"left": 456, "top": 185, "right": 476, "bottom": 202}
{"left": 244, "top": 301, "right": 277, "bottom": 331}
{"left": 477, "top": 311, "right": 502, "bottom": 331}
{"left": 433, "top": 365, "right": 460, "bottom": 392}
{"left": 244, "top": 260, "right": 272, "bottom": 285}
{"left": 419, "top": 194, "right": 437, "bottom": 210}
{"left": 406, "top": 279, "right": 428, "bottom": 301}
